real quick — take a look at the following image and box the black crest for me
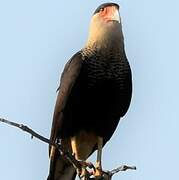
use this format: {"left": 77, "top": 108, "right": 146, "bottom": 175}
{"left": 93, "top": 2, "right": 119, "bottom": 15}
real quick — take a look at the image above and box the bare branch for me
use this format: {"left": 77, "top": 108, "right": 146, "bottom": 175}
{"left": 0, "top": 117, "right": 136, "bottom": 179}
{"left": 110, "top": 165, "right": 136, "bottom": 175}
{"left": 0, "top": 118, "right": 52, "bottom": 144}
{"left": 103, "top": 165, "right": 137, "bottom": 179}
{"left": 0, "top": 117, "right": 81, "bottom": 170}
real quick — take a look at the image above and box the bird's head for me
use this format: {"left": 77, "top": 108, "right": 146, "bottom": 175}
{"left": 87, "top": 3, "right": 123, "bottom": 48}
{"left": 93, "top": 2, "right": 120, "bottom": 22}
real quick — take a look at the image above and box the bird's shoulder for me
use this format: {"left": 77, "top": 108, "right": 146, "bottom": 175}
{"left": 57, "top": 51, "right": 84, "bottom": 91}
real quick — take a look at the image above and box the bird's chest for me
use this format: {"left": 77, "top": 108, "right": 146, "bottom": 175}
{"left": 80, "top": 56, "right": 128, "bottom": 89}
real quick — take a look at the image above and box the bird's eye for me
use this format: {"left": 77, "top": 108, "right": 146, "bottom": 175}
{"left": 100, "top": 8, "right": 104, "bottom": 12}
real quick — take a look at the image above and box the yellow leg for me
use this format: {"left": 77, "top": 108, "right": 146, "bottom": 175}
{"left": 71, "top": 133, "right": 97, "bottom": 179}
{"left": 71, "top": 136, "right": 85, "bottom": 176}
{"left": 71, "top": 136, "right": 79, "bottom": 159}
{"left": 95, "top": 136, "right": 103, "bottom": 177}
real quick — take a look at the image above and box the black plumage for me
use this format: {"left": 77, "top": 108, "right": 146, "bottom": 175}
{"left": 58, "top": 47, "right": 132, "bottom": 145}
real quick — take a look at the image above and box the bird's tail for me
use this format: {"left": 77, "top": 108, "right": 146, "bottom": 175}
{"left": 47, "top": 147, "right": 76, "bottom": 180}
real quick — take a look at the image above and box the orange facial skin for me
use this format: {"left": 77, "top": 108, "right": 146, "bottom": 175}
{"left": 99, "top": 6, "right": 117, "bottom": 22}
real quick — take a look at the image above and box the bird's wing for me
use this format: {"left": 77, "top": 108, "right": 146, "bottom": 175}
{"left": 47, "top": 52, "right": 83, "bottom": 180}
{"left": 49, "top": 51, "right": 83, "bottom": 152}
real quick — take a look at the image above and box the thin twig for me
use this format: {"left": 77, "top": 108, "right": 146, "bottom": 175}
{"left": 0, "top": 118, "right": 52, "bottom": 144}
{"left": 0, "top": 117, "right": 136, "bottom": 179}
{"left": 0, "top": 117, "right": 81, "bottom": 169}
{"left": 104, "top": 165, "right": 137, "bottom": 179}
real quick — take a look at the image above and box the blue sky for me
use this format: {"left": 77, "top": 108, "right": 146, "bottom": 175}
{"left": 0, "top": 0, "right": 179, "bottom": 180}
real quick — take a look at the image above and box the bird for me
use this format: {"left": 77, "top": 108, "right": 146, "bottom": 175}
{"left": 47, "top": 2, "right": 132, "bottom": 180}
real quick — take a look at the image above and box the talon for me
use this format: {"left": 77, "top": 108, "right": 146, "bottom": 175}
{"left": 76, "top": 160, "right": 96, "bottom": 179}
{"left": 94, "top": 162, "right": 103, "bottom": 177}
{"left": 94, "top": 167, "right": 103, "bottom": 177}
{"left": 79, "top": 160, "right": 95, "bottom": 170}
{"left": 79, "top": 168, "right": 90, "bottom": 179}
{"left": 86, "top": 162, "right": 96, "bottom": 172}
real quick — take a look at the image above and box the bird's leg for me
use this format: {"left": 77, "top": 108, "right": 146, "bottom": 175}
{"left": 71, "top": 136, "right": 92, "bottom": 178}
{"left": 94, "top": 136, "right": 103, "bottom": 177}
{"left": 71, "top": 136, "right": 83, "bottom": 176}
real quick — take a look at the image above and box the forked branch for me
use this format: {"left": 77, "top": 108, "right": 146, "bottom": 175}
{"left": 0, "top": 117, "right": 136, "bottom": 180}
